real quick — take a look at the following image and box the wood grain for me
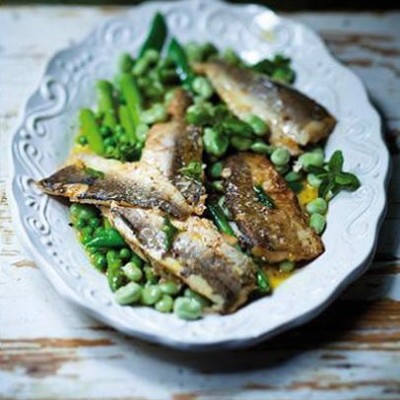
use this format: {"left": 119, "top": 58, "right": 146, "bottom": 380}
{"left": 0, "top": 7, "right": 399, "bottom": 400}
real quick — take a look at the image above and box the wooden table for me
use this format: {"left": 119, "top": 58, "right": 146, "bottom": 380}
{"left": 1, "top": 7, "right": 399, "bottom": 400}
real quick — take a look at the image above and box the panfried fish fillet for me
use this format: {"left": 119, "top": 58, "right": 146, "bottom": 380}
{"left": 37, "top": 153, "right": 193, "bottom": 219}
{"left": 107, "top": 204, "right": 257, "bottom": 313}
{"left": 222, "top": 153, "right": 324, "bottom": 263}
{"left": 141, "top": 89, "right": 206, "bottom": 214}
{"left": 195, "top": 60, "right": 336, "bottom": 155}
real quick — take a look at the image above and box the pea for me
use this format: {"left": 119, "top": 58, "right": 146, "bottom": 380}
{"left": 143, "top": 49, "right": 159, "bottom": 64}
{"left": 185, "top": 42, "right": 204, "bottom": 62}
{"left": 298, "top": 152, "right": 324, "bottom": 171}
{"left": 210, "top": 161, "right": 224, "bottom": 178}
{"left": 115, "top": 282, "right": 142, "bottom": 305}
{"left": 231, "top": 136, "right": 253, "bottom": 151}
{"left": 106, "top": 250, "right": 125, "bottom": 292}
{"left": 122, "top": 262, "right": 143, "bottom": 282}
{"left": 70, "top": 203, "right": 84, "bottom": 219}
{"left": 210, "top": 180, "right": 224, "bottom": 192}
{"left": 100, "top": 125, "right": 112, "bottom": 138}
{"left": 285, "top": 171, "right": 302, "bottom": 182}
{"left": 159, "top": 281, "right": 180, "bottom": 296}
{"left": 75, "top": 218, "right": 87, "bottom": 229}
{"left": 306, "top": 198, "right": 328, "bottom": 215}
{"left": 271, "top": 147, "right": 290, "bottom": 166}
{"left": 81, "top": 226, "right": 94, "bottom": 237}
{"left": 136, "top": 123, "right": 149, "bottom": 142}
{"left": 141, "top": 285, "right": 162, "bottom": 306}
{"left": 88, "top": 218, "right": 101, "bottom": 228}
{"left": 245, "top": 115, "right": 269, "bottom": 136}
{"left": 203, "top": 128, "right": 229, "bottom": 157}
{"left": 76, "top": 135, "right": 88, "bottom": 145}
{"left": 173, "top": 297, "right": 202, "bottom": 320}
{"left": 144, "top": 265, "right": 158, "bottom": 284}
{"left": 155, "top": 295, "right": 174, "bottom": 313}
{"left": 94, "top": 253, "right": 107, "bottom": 272}
{"left": 104, "top": 137, "right": 116, "bottom": 147}
{"left": 279, "top": 260, "right": 295, "bottom": 273}
{"left": 184, "top": 288, "right": 211, "bottom": 308}
{"left": 309, "top": 213, "right": 326, "bottom": 235}
{"left": 307, "top": 173, "right": 322, "bottom": 188}
{"left": 311, "top": 147, "right": 324, "bottom": 157}
{"left": 192, "top": 76, "right": 214, "bottom": 100}
{"left": 119, "top": 248, "right": 131, "bottom": 260}
{"left": 251, "top": 141, "right": 273, "bottom": 155}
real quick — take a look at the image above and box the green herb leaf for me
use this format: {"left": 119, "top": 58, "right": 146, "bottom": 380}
{"left": 161, "top": 216, "right": 179, "bottom": 251}
{"left": 179, "top": 161, "right": 203, "bottom": 181}
{"left": 253, "top": 184, "right": 276, "bottom": 209}
{"left": 328, "top": 150, "right": 344, "bottom": 173}
{"left": 334, "top": 172, "right": 361, "bottom": 190}
{"left": 84, "top": 167, "right": 105, "bottom": 179}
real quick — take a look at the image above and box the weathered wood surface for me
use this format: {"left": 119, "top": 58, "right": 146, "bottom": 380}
{"left": 1, "top": 7, "right": 399, "bottom": 400}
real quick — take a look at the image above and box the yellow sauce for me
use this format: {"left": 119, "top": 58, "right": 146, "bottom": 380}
{"left": 298, "top": 181, "right": 318, "bottom": 207}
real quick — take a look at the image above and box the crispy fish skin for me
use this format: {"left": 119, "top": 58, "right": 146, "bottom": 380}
{"left": 141, "top": 89, "right": 206, "bottom": 214}
{"left": 195, "top": 60, "right": 336, "bottom": 155}
{"left": 222, "top": 153, "right": 324, "bottom": 263}
{"left": 108, "top": 204, "right": 257, "bottom": 313}
{"left": 37, "top": 153, "right": 193, "bottom": 219}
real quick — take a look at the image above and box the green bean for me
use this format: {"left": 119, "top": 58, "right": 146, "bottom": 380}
{"left": 155, "top": 295, "right": 174, "bottom": 313}
{"left": 309, "top": 213, "right": 326, "bottom": 234}
{"left": 192, "top": 76, "right": 214, "bottom": 100}
{"left": 271, "top": 147, "right": 290, "bottom": 166}
{"left": 141, "top": 285, "right": 162, "bottom": 305}
{"left": 245, "top": 115, "right": 269, "bottom": 136}
{"left": 96, "top": 80, "right": 117, "bottom": 129}
{"left": 119, "top": 73, "right": 141, "bottom": 127}
{"left": 231, "top": 136, "right": 253, "bottom": 151}
{"left": 203, "top": 127, "right": 229, "bottom": 157}
{"left": 279, "top": 260, "right": 295, "bottom": 273}
{"left": 118, "top": 52, "right": 134, "bottom": 73}
{"left": 139, "top": 12, "right": 167, "bottom": 57}
{"left": 173, "top": 297, "right": 202, "bottom": 320}
{"left": 93, "top": 253, "right": 107, "bottom": 272}
{"left": 183, "top": 288, "right": 211, "bottom": 308}
{"left": 115, "top": 282, "right": 142, "bottom": 305}
{"left": 106, "top": 250, "right": 125, "bottom": 292}
{"left": 210, "top": 161, "right": 224, "bottom": 178}
{"left": 251, "top": 141, "right": 273, "bottom": 155}
{"left": 136, "top": 123, "right": 149, "bottom": 142}
{"left": 306, "top": 198, "right": 328, "bottom": 215}
{"left": 307, "top": 173, "right": 322, "bottom": 188}
{"left": 118, "top": 105, "right": 137, "bottom": 142}
{"left": 298, "top": 152, "right": 324, "bottom": 171}
{"left": 207, "top": 202, "right": 235, "bottom": 236}
{"left": 256, "top": 267, "right": 271, "bottom": 293}
{"left": 122, "top": 262, "right": 143, "bottom": 282}
{"left": 159, "top": 281, "right": 180, "bottom": 296}
{"left": 79, "top": 108, "right": 104, "bottom": 155}
{"left": 86, "top": 228, "right": 126, "bottom": 248}
{"left": 141, "top": 103, "right": 167, "bottom": 125}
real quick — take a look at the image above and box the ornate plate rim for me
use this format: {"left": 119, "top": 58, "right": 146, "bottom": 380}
{"left": 8, "top": 0, "right": 390, "bottom": 350}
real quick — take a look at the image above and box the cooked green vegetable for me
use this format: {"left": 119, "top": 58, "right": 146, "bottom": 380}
{"left": 271, "top": 147, "right": 290, "bottom": 167}
{"left": 253, "top": 184, "right": 276, "bottom": 209}
{"left": 106, "top": 250, "right": 125, "bottom": 292}
{"left": 173, "top": 297, "right": 202, "bottom": 320}
{"left": 245, "top": 114, "right": 269, "bottom": 136}
{"left": 115, "top": 282, "right": 142, "bottom": 305}
{"left": 306, "top": 198, "right": 328, "bottom": 215}
{"left": 139, "top": 12, "right": 167, "bottom": 57}
{"left": 118, "top": 52, "right": 134, "bottom": 73}
{"left": 96, "top": 80, "right": 117, "bottom": 129}
{"left": 279, "top": 260, "right": 295, "bottom": 273}
{"left": 118, "top": 105, "right": 137, "bottom": 142}
{"left": 86, "top": 228, "right": 126, "bottom": 248}
{"left": 207, "top": 202, "right": 235, "bottom": 236}
{"left": 203, "top": 127, "right": 229, "bottom": 157}
{"left": 119, "top": 73, "right": 141, "bottom": 127}
{"left": 122, "top": 262, "right": 143, "bottom": 282}
{"left": 155, "top": 295, "right": 174, "bottom": 313}
{"left": 256, "top": 267, "right": 271, "bottom": 293}
{"left": 179, "top": 161, "right": 203, "bottom": 181}
{"left": 161, "top": 216, "right": 179, "bottom": 251}
{"left": 79, "top": 109, "right": 104, "bottom": 155}
{"left": 159, "top": 281, "right": 180, "bottom": 296}
{"left": 309, "top": 213, "right": 326, "bottom": 235}
{"left": 141, "top": 285, "right": 162, "bottom": 305}
{"left": 168, "top": 38, "right": 194, "bottom": 88}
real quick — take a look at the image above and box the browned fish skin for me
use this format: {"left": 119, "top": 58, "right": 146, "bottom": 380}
{"left": 141, "top": 89, "right": 205, "bottom": 213}
{"left": 195, "top": 60, "right": 336, "bottom": 155}
{"left": 109, "top": 205, "right": 257, "bottom": 313}
{"left": 222, "top": 153, "right": 324, "bottom": 263}
{"left": 37, "top": 154, "right": 193, "bottom": 219}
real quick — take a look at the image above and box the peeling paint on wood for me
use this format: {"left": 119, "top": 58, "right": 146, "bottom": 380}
{"left": 1, "top": 7, "right": 400, "bottom": 400}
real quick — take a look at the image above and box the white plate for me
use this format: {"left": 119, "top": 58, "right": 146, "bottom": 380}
{"left": 9, "top": 0, "right": 389, "bottom": 350}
